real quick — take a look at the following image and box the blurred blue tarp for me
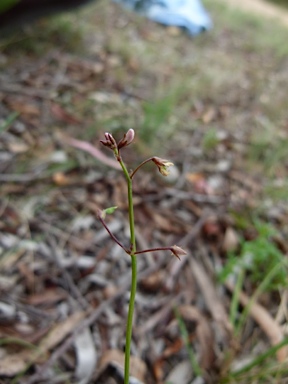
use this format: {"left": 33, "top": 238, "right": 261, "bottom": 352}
{"left": 115, "top": 0, "right": 212, "bottom": 35}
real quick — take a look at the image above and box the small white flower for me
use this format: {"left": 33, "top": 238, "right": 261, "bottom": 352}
{"left": 152, "top": 157, "right": 174, "bottom": 176}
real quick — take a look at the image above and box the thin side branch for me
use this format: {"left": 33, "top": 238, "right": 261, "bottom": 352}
{"left": 129, "top": 157, "right": 154, "bottom": 179}
{"left": 98, "top": 215, "right": 129, "bottom": 253}
{"left": 135, "top": 246, "right": 174, "bottom": 254}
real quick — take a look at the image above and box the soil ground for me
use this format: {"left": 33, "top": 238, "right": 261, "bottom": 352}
{"left": 0, "top": 1, "right": 288, "bottom": 383}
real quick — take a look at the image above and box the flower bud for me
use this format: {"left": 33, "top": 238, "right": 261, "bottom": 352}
{"left": 117, "top": 128, "right": 135, "bottom": 150}
{"left": 152, "top": 157, "right": 174, "bottom": 176}
{"left": 170, "top": 245, "right": 187, "bottom": 260}
{"left": 100, "top": 132, "right": 117, "bottom": 150}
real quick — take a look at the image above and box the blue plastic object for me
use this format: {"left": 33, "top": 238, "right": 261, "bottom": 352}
{"left": 115, "top": 0, "right": 212, "bottom": 36}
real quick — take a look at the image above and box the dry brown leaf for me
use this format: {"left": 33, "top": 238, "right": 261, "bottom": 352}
{"left": 202, "top": 107, "right": 217, "bottom": 123}
{"left": 97, "top": 349, "right": 146, "bottom": 382}
{"left": 165, "top": 360, "right": 192, "bottom": 383}
{"left": 153, "top": 339, "right": 183, "bottom": 381}
{"left": 230, "top": 170, "right": 262, "bottom": 193}
{"left": 139, "top": 270, "right": 165, "bottom": 292}
{"left": 186, "top": 172, "right": 213, "bottom": 195}
{"left": 189, "top": 258, "right": 232, "bottom": 337}
{"left": 52, "top": 172, "right": 75, "bottom": 186}
{"left": 7, "top": 141, "right": 29, "bottom": 153}
{"left": 26, "top": 289, "right": 67, "bottom": 306}
{"left": 17, "top": 262, "right": 36, "bottom": 292}
{"left": 153, "top": 212, "right": 175, "bottom": 232}
{"left": 0, "top": 312, "right": 86, "bottom": 377}
{"left": 185, "top": 172, "right": 206, "bottom": 184}
{"left": 153, "top": 358, "right": 165, "bottom": 382}
{"left": 183, "top": 200, "right": 203, "bottom": 217}
{"left": 39, "top": 311, "right": 86, "bottom": 352}
{"left": 50, "top": 103, "right": 81, "bottom": 124}
{"left": 162, "top": 338, "right": 184, "bottom": 358}
{"left": 0, "top": 249, "right": 26, "bottom": 270}
{"left": 6, "top": 100, "right": 40, "bottom": 116}
{"left": 0, "top": 350, "right": 35, "bottom": 377}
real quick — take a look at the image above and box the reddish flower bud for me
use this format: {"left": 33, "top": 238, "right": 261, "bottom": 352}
{"left": 117, "top": 129, "right": 135, "bottom": 150}
{"left": 152, "top": 157, "right": 174, "bottom": 176}
{"left": 100, "top": 132, "right": 117, "bottom": 150}
{"left": 170, "top": 245, "right": 187, "bottom": 260}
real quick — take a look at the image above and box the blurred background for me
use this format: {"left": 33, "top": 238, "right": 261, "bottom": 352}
{"left": 0, "top": 0, "right": 288, "bottom": 383}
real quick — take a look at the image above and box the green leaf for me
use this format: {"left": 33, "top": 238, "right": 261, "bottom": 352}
{"left": 103, "top": 206, "right": 118, "bottom": 215}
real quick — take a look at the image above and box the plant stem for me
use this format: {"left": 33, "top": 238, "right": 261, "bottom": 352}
{"left": 129, "top": 157, "right": 154, "bottom": 179}
{"left": 117, "top": 151, "right": 137, "bottom": 384}
{"left": 135, "top": 246, "right": 174, "bottom": 255}
{"left": 174, "top": 308, "right": 202, "bottom": 377}
{"left": 97, "top": 215, "right": 128, "bottom": 252}
{"left": 125, "top": 253, "right": 137, "bottom": 383}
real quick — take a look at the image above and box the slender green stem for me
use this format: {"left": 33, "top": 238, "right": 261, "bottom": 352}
{"left": 129, "top": 157, "right": 154, "bottom": 179}
{"left": 116, "top": 150, "right": 137, "bottom": 384}
{"left": 174, "top": 308, "right": 202, "bottom": 377}
{"left": 229, "top": 267, "right": 245, "bottom": 330}
{"left": 124, "top": 254, "right": 137, "bottom": 383}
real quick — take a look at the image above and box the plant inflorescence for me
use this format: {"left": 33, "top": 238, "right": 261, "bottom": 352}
{"left": 98, "top": 129, "right": 186, "bottom": 383}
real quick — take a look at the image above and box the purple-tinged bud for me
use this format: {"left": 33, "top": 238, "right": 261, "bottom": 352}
{"left": 100, "top": 132, "right": 117, "bottom": 150}
{"left": 170, "top": 245, "right": 187, "bottom": 260}
{"left": 152, "top": 157, "right": 174, "bottom": 176}
{"left": 117, "top": 129, "right": 135, "bottom": 150}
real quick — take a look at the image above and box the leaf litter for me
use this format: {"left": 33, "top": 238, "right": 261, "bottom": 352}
{"left": 0, "top": 1, "right": 288, "bottom": 383}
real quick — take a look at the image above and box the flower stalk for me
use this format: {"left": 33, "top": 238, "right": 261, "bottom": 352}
{"left": 114, "top": 148, "right": 138, "bottom": 384}
{"left": 97, "top": 129, "right": 186, "bottom": 382}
